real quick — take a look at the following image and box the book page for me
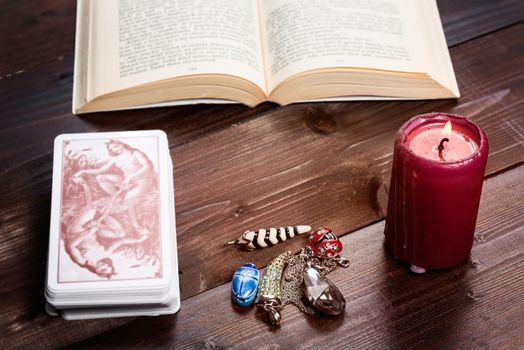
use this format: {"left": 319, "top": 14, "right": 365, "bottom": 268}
{"left": 259, "top": 0, "right": 426, "bottom": 91}
{"left": 89, "top": 0, "right": 266, "bottom": 99}
{"left": 411, "top": 0, "right": 459, "bottom": 96}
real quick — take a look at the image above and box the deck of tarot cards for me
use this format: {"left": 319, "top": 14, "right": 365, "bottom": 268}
{"left": 45, "top": 130, "right": 180, "bottom": 320}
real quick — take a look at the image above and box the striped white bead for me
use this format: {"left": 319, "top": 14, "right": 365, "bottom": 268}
{"left": 243, "top": 231, "right": 257, "bottom": 250}
{"left": 268, "top": 228, "right": 278, "bottom": 244}
{"left": 296, "top": 225, "right": 311, "bottom": 234}
{"left": 257, "top": 229, "right": 268, "bottom": 248}
{"left": 278, "top": 227, "right": 287, "bottom": 241}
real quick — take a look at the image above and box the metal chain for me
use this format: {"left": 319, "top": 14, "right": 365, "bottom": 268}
{"left": 280, "top": 252, "right": 338, "bottom": 315}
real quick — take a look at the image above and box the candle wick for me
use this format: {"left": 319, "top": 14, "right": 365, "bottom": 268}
{"left": 438, "top": 138, "right": 449, "bottom": 161}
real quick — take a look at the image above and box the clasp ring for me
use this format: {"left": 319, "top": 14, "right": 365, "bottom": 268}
{"left": 336, "top": 257, "right": 350, "bottom": 267}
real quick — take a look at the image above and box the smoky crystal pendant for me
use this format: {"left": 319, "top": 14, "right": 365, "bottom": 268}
{"left": 303, "top": 266, "right": 345, "bottom": 315}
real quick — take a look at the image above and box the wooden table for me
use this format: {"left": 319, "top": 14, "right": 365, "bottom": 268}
{"left": 1, "top": 1, "right": 524, "bottom": 349}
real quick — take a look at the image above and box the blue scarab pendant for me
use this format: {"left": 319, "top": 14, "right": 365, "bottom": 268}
{"left": 231, "top": 263, "right": 260, "bottom": 307}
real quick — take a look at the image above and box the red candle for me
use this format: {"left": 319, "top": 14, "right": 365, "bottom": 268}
{"left": 384, "top": 113, "right": 489, "bottom": 273}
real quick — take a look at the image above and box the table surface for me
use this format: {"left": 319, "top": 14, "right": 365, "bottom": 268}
{"left": 1, "top": 0, "right": 524, "bottom": 349}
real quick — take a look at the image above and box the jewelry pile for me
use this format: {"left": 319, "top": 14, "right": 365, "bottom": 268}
{"left": 228, "top": 227, "right": 349, "bottom": 326}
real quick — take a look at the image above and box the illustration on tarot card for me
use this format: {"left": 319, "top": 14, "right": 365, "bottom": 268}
{"left": 58, "top": 137, "right": 163, "bottom": 282}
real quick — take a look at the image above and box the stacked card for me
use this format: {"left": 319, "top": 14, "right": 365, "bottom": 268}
{"left": 45, "top": 130, "right": 180, "bottom": 320}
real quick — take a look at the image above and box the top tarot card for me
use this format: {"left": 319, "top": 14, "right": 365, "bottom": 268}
{"left": 47, "top": 131, "right": 172, "bottom": 290}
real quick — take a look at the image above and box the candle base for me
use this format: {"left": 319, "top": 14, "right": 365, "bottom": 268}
{"left": 410, "top": 265, "right": 427, "bottom": 274}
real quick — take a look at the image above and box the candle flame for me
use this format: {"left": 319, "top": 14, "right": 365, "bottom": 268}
{"left": 441, "top": 121, "right": 452, "bottom": 135}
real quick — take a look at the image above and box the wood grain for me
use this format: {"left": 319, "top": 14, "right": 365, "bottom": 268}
{"left": 1, "top": 1, "right": 524, "bottom": 349}
{"left": 439, "top": 0, "right": 524, "bottom": 46}
{"left": 68, "top": 164, "right": 524, "bottom": 350}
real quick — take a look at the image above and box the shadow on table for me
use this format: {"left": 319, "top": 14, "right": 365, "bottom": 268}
{"left": 303, "top": 307, "right": 346, "bottom": 331}
{"left": 380, "top": 244, "right": 474, "bottom": 350}
{"left": 68, "top": 313, "right": 179, "bottom": 349}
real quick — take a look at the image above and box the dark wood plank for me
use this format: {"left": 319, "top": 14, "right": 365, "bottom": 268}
{"left": 68, "top": 163, "right": 524, "bottom": 350}
{"left": 2, "top": 20, "right": 524, "bottom": 350}
{"left": 439, "top": 0, "right": 524, "bottom": 47}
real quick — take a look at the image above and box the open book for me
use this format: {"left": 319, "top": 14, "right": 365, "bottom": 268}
{"left": 73, "top": 0, "right": 459, "bottom": 114}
